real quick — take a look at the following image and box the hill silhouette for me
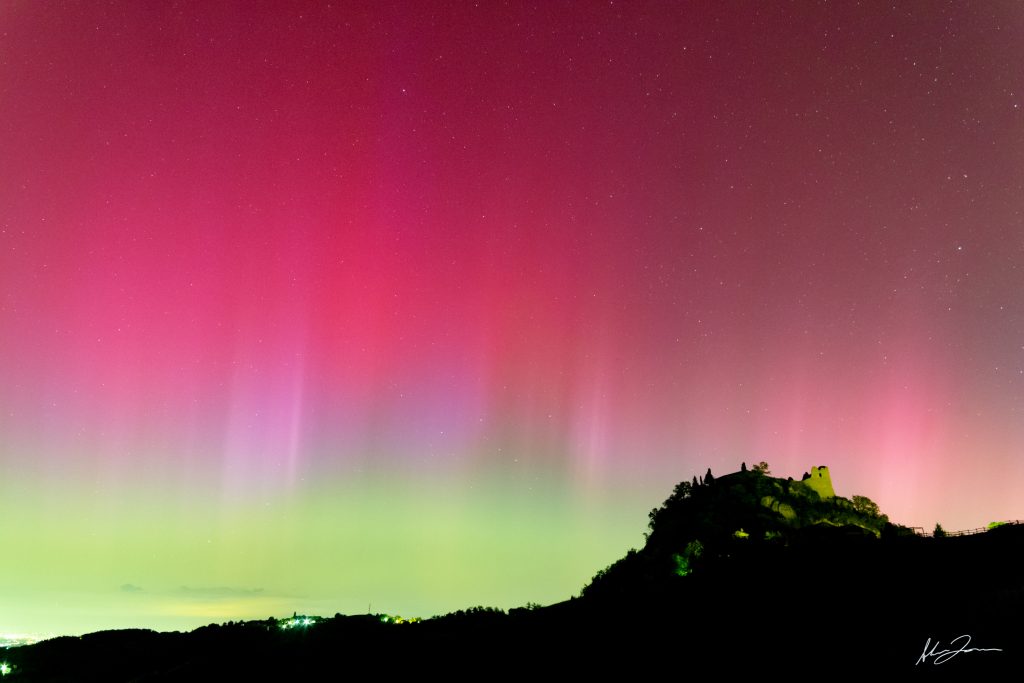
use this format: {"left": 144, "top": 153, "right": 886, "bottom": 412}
{"left": 5, "top": 465, "right": 1022, "bottom": 678}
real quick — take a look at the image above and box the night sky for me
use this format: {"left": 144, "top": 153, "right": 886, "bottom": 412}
{"left": 2, "top": 1, "right": 1023, "bottom": 636}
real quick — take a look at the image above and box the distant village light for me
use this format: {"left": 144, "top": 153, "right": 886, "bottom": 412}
{"left": 1, "top": 662, "right": 11, "bottom": 676}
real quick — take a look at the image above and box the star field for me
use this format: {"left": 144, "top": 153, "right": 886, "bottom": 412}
{"left": 1, "top": 1, "right": 1023, "bottom": 635}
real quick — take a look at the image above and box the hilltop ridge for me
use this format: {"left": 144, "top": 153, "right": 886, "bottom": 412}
{"left": 582, "top": 462, "right": 902, "bottom": 598}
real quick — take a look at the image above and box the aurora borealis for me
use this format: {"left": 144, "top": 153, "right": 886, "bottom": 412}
{"left": 2, "top": 1, "right": 1023, "bottom": 636}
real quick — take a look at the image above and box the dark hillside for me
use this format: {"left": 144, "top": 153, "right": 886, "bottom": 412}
{"left": 6, "top": 467, "right": 1022, "bottom": 678}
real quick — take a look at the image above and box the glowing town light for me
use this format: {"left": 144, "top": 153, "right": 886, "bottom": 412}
{"left": 1, "top": 662, "right": 11, "bottom": 676}
{"left": 302, "top": 618, "right": 312, "bottom": 626}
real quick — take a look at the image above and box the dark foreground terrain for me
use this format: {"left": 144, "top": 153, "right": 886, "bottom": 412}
{"left": 6, "top": 468, "right": 1022, "bottom": 679}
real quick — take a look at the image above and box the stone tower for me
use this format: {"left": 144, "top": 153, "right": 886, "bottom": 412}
{"left": 803, "top": 465, "right": 835, "bottom": 499}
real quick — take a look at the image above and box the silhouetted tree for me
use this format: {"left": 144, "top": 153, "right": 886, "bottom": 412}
{"left": 741, "top": 462, "right": 747, "bottom": 472}
{"left": 752, "top": 461, "right": 770, "bottom": 474}
{"left": 704, "top": 468, "right": 714, "bottom": 485}
{"left": 851, "top": 495, "right": 881, "bottom": 517}
{"left": 648, "top": 507, "right": 660, "bottom": 532}
{"left": 672, "top": 480, "right": 693, "bottom": 500}
{"left": 934, "top": 523, "right": 947, "bottom": 538}
{"left": 692, "top": 476, "right": 699, "bottom": 488}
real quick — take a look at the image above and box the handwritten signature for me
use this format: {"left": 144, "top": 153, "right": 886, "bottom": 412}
{"left": 916, "top": 634, "right": 1003, "bottom": 665}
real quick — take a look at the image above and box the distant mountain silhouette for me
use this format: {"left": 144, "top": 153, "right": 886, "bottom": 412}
{"left": 5, "top": 465, "right": 1022, "bottom": 678}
